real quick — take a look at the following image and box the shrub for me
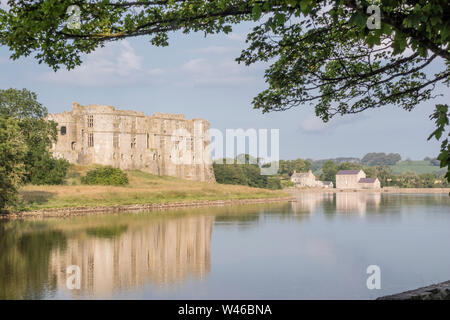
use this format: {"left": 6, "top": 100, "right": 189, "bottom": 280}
{"left": 281, "top": 180, "right": 295, "bottom": 188}
{"left": 81, "top": 166, "right": 128, "bottom": 186}
{"left": 213, "top": 158, "right": 282, "bottom": 190}
{"left": 28, "top": 156, "right": 70, "bottom": 185}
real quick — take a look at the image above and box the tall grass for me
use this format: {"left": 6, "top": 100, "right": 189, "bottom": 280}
{"left": 19, "top": 166, "right": 287, "bottom": 211}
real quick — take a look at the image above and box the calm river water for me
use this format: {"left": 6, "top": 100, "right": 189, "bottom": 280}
{"left": 1, "top": 192, "right": 449, "bottom": 300}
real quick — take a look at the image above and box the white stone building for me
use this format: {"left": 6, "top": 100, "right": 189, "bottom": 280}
{"left": 291, "top": 170, "right": 328, "bottom": 188}
{"left": 335, "top": 170, "right": 380, "bottom": 189}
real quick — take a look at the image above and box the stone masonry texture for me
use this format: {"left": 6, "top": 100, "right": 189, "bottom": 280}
{"left": 48, "top": 103, "right": 215, "bottom": 182}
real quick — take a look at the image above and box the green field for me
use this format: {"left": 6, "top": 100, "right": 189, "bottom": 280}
{"left": 18, "top": 165, "right": 287, "bottom": 212}
{"left": 390, "top": 160, "right": 443, "bottom": 175}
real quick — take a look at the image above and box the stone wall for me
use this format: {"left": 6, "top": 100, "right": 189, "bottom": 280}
{"left": 48, "top": 103, "right": 215, "bottom": 181}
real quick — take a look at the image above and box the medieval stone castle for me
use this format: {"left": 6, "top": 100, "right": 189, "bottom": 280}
{"left": 48, "top": 103, "right": 215, "bottom": 181}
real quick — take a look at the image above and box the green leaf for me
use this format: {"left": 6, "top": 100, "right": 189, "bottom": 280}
{"left": 252, "top": 4, "right": 262, "bottom": 20}
{"left": 349, "top": 12, "right": 366, "bottom": 28}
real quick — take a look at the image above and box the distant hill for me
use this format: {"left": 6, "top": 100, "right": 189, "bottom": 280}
{"left": 309, "top": 157, "right": 360, "bottom": 171}
{"left": 390, "top": 160, "right": 444, "bottom": 175}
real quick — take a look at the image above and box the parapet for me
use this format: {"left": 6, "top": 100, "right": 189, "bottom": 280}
{"left": 70, "top": 103, "right": 145, "bottom": 116}
{"left": 152, "top": 112, "right": 185, "bottom": 120}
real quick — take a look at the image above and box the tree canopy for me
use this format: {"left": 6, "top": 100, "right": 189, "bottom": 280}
{"left": 0, "top": 116, "right": 26, "bottom": 211}
{"left": 0, "top": 88, "right": 70, "bottom": 185}
{"left": 0, "top": 0, "right": 449, "bottom": 179}
{"left": 361, "top": 152, "right": 401, "bottom": 166}
{"left": 0, "top": 88, "right": 70, "bottom": 211}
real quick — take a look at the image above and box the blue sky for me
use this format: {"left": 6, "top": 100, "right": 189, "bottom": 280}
{"left": 0, "top": 12, "right": 448, "bottom": 161}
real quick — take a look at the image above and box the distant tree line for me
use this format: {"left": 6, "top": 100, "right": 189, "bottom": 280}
{"left": 0, "top": 88, "right": 70, "bottom": 212}
{"left": 424, "top": 157, "right": 441, "bottom": 166}
{"left": 319, "top": 160, "right": 448, "bottom": 188}
{"left": 361, "top": 152, "right": 402, "bottom": 166}
{"left": 214, "top": 155, "right": 448, "bottom": 190}
{"left": 213, "top": 156, "right": 282, "bottom": 190}
{"left": 278, "top": 159, "right": 311, "bottom": 176}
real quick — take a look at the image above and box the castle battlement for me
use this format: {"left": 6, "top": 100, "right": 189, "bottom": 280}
{"left": 48, "top": 103, "right": 215, "bottom": 182}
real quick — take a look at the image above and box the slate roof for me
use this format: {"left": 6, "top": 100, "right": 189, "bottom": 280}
{"left": 359, "top": 178, "right": 377, "bottom": 183}
{"left": 323, "top": 181, "right": 333, "bottom": 185}
{"left": 291, "top": 171, "right": 313, "bottom": 178}
{"left": 336, "top": 170, "right": 361, "bottom": 175}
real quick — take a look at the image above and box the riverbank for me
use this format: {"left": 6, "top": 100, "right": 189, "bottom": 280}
{"left": 3, "top": 169, "right": 290, "bottom": 218}
{"left": 286, "top": 187, "right": 450, "bottom": 194}
{"left": 2, "top": 196, "right": 295, "bottom": 219}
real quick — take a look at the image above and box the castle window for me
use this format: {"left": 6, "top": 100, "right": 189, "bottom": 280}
{"left": 71, "top": 141, "right": 76, "bottom": 150}
{"left": 153, "top": 154, "right": 156, "bottom": 161}
{"left": 113, "top": 133, "right": 119, "bottom": 148}
{"left": 88, "top": 115, "right": 94, "bottom": 127}
{"left": 61, "top": 126, "right": 66, "bottom": 135}
{"left": 131, "top": 137, "right": 136, "bottom": 148}
{"left": 88, "top": 133, "right": 94, "bottom": 147}
{"left": 186, "top": 138, "right": 191, "bottom": 151}
{"left": 146, "top": 133, "right": 149, "bottom": 149}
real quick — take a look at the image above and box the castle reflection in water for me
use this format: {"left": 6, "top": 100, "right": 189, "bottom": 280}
{"left": 1, "top": 191, "right": 387, "bottom": 299}
{"left": 49, "top": 215, "right": 213, "bottom": 297}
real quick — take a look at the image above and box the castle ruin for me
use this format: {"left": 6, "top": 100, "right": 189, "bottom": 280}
{"left": 48, "top": 103, "right": 215, "bottom": 182}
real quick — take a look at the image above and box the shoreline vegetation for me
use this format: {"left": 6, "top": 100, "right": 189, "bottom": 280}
{"left": 3, "top": 166, "right": 448, "bottom": 219}
{"left": 2, "top": 197, "right": 295, "bottom": 219}
{"left": 4, "top": 167, "right": 290, "bottom": 218}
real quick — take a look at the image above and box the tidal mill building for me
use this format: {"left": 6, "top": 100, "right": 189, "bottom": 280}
{"left": 48, "top": 103, "right": 215, "bottom": 182}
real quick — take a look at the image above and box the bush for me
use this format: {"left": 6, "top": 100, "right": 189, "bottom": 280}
{"left": 28, "top": 156, "right": 70, "bottom": 185}
{"left": 213, "top": 158, "right": 282, "bottom": 190}
{"left": 281, "top": 180, "right": 295, "bottom": 188}
{"left": 81, "top": 166, "right": 128, "bottom": 186}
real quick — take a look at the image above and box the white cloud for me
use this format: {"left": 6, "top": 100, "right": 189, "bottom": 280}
{"left": 226, "top": 32, "right": 247, "bottom": 42}
{"left": 38, "top": 40, "right": 261, "bottom": 88}
{"left": 38, "top": 40, "right": 165, "bottom": 86}
{"left": 0, "top": 1, "right": 9, "bottom": 10}
{"left": 178, "top": 57, "right": 257, "bottom": 86}
{"left": 300, "top": 113, "right": 364, "bottom": 133}
{"left": 189, "top": 46, "right": 233, "bottom": 55}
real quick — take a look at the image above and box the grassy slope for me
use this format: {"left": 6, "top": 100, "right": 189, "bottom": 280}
{"left": 19, "top": 165, "right": 287, "bottom": 211}
{"left": 390, "top": 160, "right": 443, "bottom": 174}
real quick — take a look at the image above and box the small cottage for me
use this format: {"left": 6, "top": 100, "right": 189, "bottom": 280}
{"left": 336, "top": 170, "right": 366, "bottom": 189}
{"left": 358, "top": 177, "right": 381, "bottom": 189}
